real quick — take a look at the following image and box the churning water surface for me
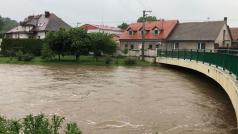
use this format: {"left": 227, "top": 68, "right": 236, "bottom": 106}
{"left": 0, "top": 64, "right": 236, "bottom": 134}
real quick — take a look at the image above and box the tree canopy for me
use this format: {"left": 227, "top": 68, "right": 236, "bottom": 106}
{"left": 44, "top": 28, "right": 117, "bottom": 61}
{"left": 0, "top": 15, "right": 18, "bottom": 33}
{"left": 118, "top": 22, "right": 129, "bottom": 30}
{"left": 137, "top": 16, "right": 157, "bottom": 22}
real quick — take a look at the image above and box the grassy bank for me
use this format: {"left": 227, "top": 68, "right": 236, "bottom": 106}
{"left": 0, "top": 56, "right": 154, "bottom": 66}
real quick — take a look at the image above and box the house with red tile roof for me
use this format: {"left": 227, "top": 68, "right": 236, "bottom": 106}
{"left": 230, "top": 28, "right": 238, "bottom": 48}
{"left": 119, "top": 20, "right": 178, "bottom": 52}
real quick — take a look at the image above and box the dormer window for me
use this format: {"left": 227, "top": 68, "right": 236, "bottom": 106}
{"left": 128, "top": 30, "right": 133, "bottom": 35}
{"left": 141, "top": 30, "right": 144, "bottom": 35}
{"left": 153, "top": 28, "right": 160, "bottom": 35}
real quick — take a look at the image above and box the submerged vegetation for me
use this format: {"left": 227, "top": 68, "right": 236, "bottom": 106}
{"left": 0, "top": 114, "right": 81, "bottom": 134}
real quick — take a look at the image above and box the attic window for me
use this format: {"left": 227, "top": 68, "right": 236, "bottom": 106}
{"left": 128, "top": 30, "right": 133, "bottom": 35}
{"left": 154, "top": 28, "right": 160, "bottom": 35}
{"left": 141, "top": 30, "right": 145, "bottom": 35}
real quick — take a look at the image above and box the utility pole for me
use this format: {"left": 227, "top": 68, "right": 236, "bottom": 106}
{"left": 141, "top": 10, "right": 152, "bottom": 61}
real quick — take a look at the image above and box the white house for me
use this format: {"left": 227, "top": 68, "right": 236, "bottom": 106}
{"left": 5, "top": 11, "right": 71, "bottom": 39}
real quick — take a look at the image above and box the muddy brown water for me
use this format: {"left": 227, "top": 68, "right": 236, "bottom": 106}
{"left": 0, "top": 64, "right": 236, "bottom": 134}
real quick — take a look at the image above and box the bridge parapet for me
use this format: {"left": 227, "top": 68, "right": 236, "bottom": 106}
{"left": 158, "top": 49, "right": 238, "bottom": 80}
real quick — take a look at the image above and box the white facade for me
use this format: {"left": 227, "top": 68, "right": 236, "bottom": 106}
{"left": 87, "top": 29, "right": 122, "bottom": 35}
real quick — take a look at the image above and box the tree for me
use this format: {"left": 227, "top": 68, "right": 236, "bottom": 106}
{"left": 45, "top": 28, "right": 71, "bottom": 61}
{"left": 118, "top": 22, "right": 129, "bottom": 30}
{"left": 89, "top": 32, "right": 116, "bottom": 61}
{"left": 137, "top": 16, "right": 157, "bottom": 22}
{"left": 69, "top": 28, "right": 91, "bottom": 61}
{"left": 0, "top": 15, "right": 18, "bottom": 33}
{"left": 0, "top": 16, "right": 4, "bottom": 31}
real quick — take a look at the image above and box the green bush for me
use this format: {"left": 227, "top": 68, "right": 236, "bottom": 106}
{"left": 0, "top": 114, "right": 81, "bottom": 134}
{"left": 41, "top": 43, "right": 55, "bottom": 61}
{"left": 22, "top": 53, "right": 34, "bottom": 61}
{"left": 1, "top": 39, "right": 43, "bottom": 56}
{"left": 104, "top": 56, "right": 113, "bottom": 65}
{"left": 16, "top": 50, "right": 23, "bottom": 61}
{"left": 124, "top": 58, "right": 137, "bottom": 65}
{"left": 65, "top": 123, "right": 82, "bottom": 134}
{"left": 123, "top": 49, "right": 128, "bottom": 54}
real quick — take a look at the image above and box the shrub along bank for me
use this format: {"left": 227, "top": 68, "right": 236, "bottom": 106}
{"left": 0, "top": 114, "right": 82, "bottom": 134}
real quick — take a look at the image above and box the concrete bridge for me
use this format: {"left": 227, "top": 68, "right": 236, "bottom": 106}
{"left": 157, "top": 49, "right": 238, "bottom": 123}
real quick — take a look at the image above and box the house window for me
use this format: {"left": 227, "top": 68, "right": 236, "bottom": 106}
{"left": 154, "top": 29, "right": 159, "bottom": 34}
{"left": 141, "top": 30, "right": 144, "bottom": 35}
{"left": 130, "top": 44, "right": 134, "bottom": 50}
{"left": 149, "top": 44, "right": 153, "bottom": 49}
{"left": 173, "top": 42, "right": 179, "bottom": 49}
{"left": 128, "top": 30, "right": 133, "bottom": 35}
{"left": 125, "top": 44, "right": 128, "bottom": 48}
{"left": 198, "top": 42, "right": 206, "bottom": 49}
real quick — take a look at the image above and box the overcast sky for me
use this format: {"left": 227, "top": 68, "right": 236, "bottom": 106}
{"left": 0, "top": 0, "right": 238, "bottom": 27}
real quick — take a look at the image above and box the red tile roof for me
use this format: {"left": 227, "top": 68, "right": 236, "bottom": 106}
{"left": 120, "top": 20, "right": 178, "bottom": 40}
{"left": 230, "top": 28, "right": 238, "bottom": 41}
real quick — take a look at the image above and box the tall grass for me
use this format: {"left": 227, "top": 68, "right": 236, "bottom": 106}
{"left": 0, "top": 114, "right": 81, "bottom": 134}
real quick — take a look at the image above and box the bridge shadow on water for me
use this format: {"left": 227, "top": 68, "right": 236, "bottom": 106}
{"left": 159, "top": 63, "right": 238, "bottom": 134}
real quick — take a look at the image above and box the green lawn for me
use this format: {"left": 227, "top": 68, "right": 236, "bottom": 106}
{"left": 0, "top": 56, "right": 154, "bottom": 66}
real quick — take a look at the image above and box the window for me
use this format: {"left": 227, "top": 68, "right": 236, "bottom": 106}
{"left": 173, "top": 42, "right": 179, "bottom": 49}
{"left": 156, "top": 45, "right": 159, "bottom": 48}
{"left": 154, "top": 30, "right": 159, "bottom": 34}
{"left": 149, "top": 44, "right": 153, "bottom": 49}
{"left": 125, "top": 44, "right": 128, "bottom": 48}
{"left": 128, "top": 30, "right": 133, "bottom": 35}
{"left": 141, "top": 30, "right": 144, "bottom": 35}
{"left": 198, "top": 42, "right": 206, "bottom": 49}
{"left": 130, "top": 44, "right": 134, "bottom": 50}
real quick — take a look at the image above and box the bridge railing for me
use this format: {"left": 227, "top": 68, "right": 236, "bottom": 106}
{"left": 158, "top": 49, "right": 238, "bottom": 80}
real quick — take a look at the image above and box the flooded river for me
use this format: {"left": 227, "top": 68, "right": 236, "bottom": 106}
{"left": 0, "top": 64, "right": 236, "bottom": 134}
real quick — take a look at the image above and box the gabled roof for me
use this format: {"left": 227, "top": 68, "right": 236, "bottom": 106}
{"left": 6, "top": 12, "right": 71, "bottom": 34}
{"left": 230, "top": 28, "right": 238, "bottom": 41}
{"left": 80, "top": 24, "right": 123, "bottom": 32}
{"left": 120, "top": 20, "right": 178, "bottom": 40}
{"left": 168, "top": 21, "right": 226, "bottom": 41}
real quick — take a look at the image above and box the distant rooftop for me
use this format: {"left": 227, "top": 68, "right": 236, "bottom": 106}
{"left": 7, "top": 11, "right": 71, "bottom": 33}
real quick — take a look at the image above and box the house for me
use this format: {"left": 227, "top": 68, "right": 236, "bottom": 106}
{"left": 80, "top": 24, "right": 123, "bottom": 35}
{"left": 80, "top": 24, "right": 123, "bottom": 43}
{"left": 167, "top": 18, "right": 232, "bottom": 50}
{"left": 230, "top": 28, "right": 238, "bottom": 48}
{"left": 5, "top": 11, "right": 71, "bottom": 39}
{"left": 119, "top": 20, "right": 178, "bottom": 52}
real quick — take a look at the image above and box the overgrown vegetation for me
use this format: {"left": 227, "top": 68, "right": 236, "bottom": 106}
{"left": 0, "top": 114, "right": 81, "bottom": 134}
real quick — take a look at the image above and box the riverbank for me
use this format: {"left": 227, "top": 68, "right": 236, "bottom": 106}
{"left": 0, "top": 56, "right": 153, "bottom": 66}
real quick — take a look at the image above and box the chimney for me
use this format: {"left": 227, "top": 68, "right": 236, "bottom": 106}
{"left": 45, "top": 11, "right": 50, "bottom": 18}
{"left": 224, "top": 17, "right": 227, "bottom": 24}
